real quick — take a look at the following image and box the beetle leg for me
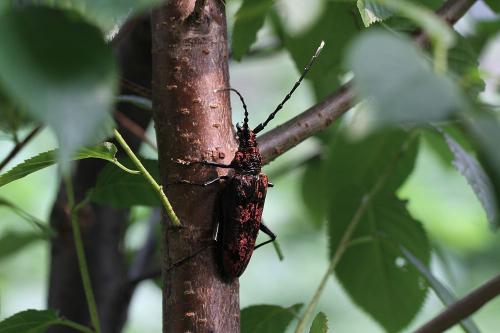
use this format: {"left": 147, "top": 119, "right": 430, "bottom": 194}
{"left": 254, "top": 223, "right": 276, "bottom": 250}
{"left": 176, "top": 159, "right": 234, "bottom": 169}
{"left": 178, "top": 175, "right": 230, "bottom": 187}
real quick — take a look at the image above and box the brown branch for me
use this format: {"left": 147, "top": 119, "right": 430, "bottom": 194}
{"left": 413, "top": 274, "right": 500, "bottom": 333}
{"left": 258, "top": 0, "right": 478, "bottom": 164}
{"left": 0, "top": 125, "right": 41, "bottom": 172}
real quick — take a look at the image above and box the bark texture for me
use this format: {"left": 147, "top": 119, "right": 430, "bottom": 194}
{"left": 151, "top": 1, "right": 240, "bottom": 332}
{"left": 47, "top": 17, "right": 153, "bottom": 333}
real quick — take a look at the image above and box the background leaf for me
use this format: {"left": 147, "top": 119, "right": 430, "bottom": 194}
{"left": 16, "top": 0, "right": 163, "bottom": 32}
{"left": 0, "top": 309, "right": 59, "bottom": 333}
{"left": 309, "top": 312, "right": 328, "bottom": 333}
{"left": 90, "top": 159, "right": 160, "bottom": 208}
{"left": 443, "top": 131, "right": 499, "bottom": 228}
{"left": 0, "top": 143, "right": 120, "bottom": 188}
{"left": 325, "top": 130, "right": 430, "bottom": 332}
{"left": 232, "top": 0, "right": 274, "bottom": 61}
{"left": 241, "top": 304, "right": 302, "bottom": 333}
{"left": 0, "top": 198, "right": 51, "bottom": 235}
{"left": 484, "top": 0, "right": 500, "bottom": 13}
{"left": 0, "top": 7, "right": 116, "bottom": 164}
{"left": 347, "top": 31, "right": 464, "bottom": 133}
{"left": 401, "top": 247, "right": 481, "bottom": 333}
{"left": 0, "top": 231, "right": 43, "bottom": 262}
{"left": 357, "top": 0, "right": 393, "bottom": 27}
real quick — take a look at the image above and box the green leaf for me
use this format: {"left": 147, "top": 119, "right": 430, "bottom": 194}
{"left": 285, "top": 1, "right": 361, "bottom": 99}
{"left": 0, "top": 309, "right": 93, "bottom": 333}
{"left": 22, "top": 0, "right": 163, "bottom": 32}
{"left": 90, "top": 159, "right": 160, "bottom": 208}
{"left": 241, "top": 304, "right": 302, "bottom": 333}
{"left": 0, "top": 143, "right": 125, "bottom": 188}
{"left": 448, "top": 35, "right": 484, "bottom": 97}
{"left": 464, "top": 112, "right": 500, "bottom": 231}
{"left": 0, "top": 309, "right": 58, "bottom": 333}
{"left": 0, "top": 7, "right": 116, "bottom": 165}
{"left": 467, "top": 19, "right": 500, "bottom": 53}
{"left": 0, "top": 198, "right": 52, "bottom": 236}
{"left": 401, "top": 247, "right": 481, "bottom": 333}
{"left": 0, "top": 231, "right": 43, "bottom": 262}
{"left": 309, "top": 312, "right": 328, "bottom": 333}
{"left": 301, "top": 157, "right": 328, "bottom": 228}
{"left": 443, "top": 131, "right": 499, "bottom": 228}
{"left": 326, "top": 130, "right": 430, "bottom": 333}
{"left": 347, "top": 31, "right": 464, "bottom": 133}
{"left": 484, "top": 0, "right": 500, "bottom": 13}
{"left": 357, "top": 0, "right": 393, "bottom": 27}
{"left": 232, "top": 0, "right": 274, "bottom": 61}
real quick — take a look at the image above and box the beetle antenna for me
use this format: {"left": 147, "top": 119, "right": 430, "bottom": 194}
{"left": 253, "top": 41, "right": 325, "bottom": 134}
{"left": 216, "top": 87, "right": 249, "bottom": 130}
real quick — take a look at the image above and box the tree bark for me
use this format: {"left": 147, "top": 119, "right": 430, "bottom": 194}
{"left": 151, "top": 1, "right": 240, "bottom": 332}
{"left": 47, "top": 16, "right": 153, "bottom": 333}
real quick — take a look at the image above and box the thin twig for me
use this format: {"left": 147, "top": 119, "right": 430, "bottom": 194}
{"left": 258, "top": 0, "right": 478, "bottom": 165}
{"left": 0, "top": 125, "right": 41, "bottom": 172}
{"left": 113, "top": 129, "right": 181, "bottom": 226}
{"left": 414, "top": 274, "right": 500, "bottom": 333}
{"left": 115, "top": 111, "right": 157, "bottom": 150}
{"left": 64, "top": 176, "right": 101, "bottom": 333}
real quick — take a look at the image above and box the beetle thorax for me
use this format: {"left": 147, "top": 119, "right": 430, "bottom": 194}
{"left": 233, "top": 127, "right": 262, "bottom": 174}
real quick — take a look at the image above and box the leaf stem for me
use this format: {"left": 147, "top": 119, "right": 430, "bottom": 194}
{"left": 59, "top": 319, "right": 96, "bottom": 333}
{"left": 113, "top": 129, "right": 181, "bottom": 226}
{"left": 63, "top": 176, "right": 101, "bottom": 333}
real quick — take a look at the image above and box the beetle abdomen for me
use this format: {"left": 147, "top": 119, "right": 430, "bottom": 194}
{"left": 219, "top": 173, "right": 268, "bottom": 278}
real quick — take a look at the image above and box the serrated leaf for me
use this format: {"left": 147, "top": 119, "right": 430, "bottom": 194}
{"left": 401, "top": 247, "right": 480, "bottom": 333}
{"left": 0, "top": 143, "right": 120, "bottom": 188}
{"left": 357, "top": 0, "right": 393, "bottom": 27}
{"left": 0, "top": 231, "right": 43, "bottom": 262}
{"left": 19, "top": 0, "right": 163, "bottom": 32}
{"left": 241, "top": 304, "right": 302, "bottom": 333}
{"left": 309, "top": 312, "right": 328, "bottom": 333}
{"left": 0, "top": 197, "right": 52, "bottom": 236}
{"left": 0, "top": 7, "right": 116, "bottom": 165}
{"left": 326, "top": 130, "right": 430, "bottom": 333}
{"left": 232, "top": 0, "right": 274, "bottom": 61}
{"left": 0, "top": 309, "right": 59, "bottom": 333}
{"left": 464, "top": 112, "right": 500, "bottom": 231}
{"left": 347, "top": 31, "right": 464, "bottom": 134}
{"left": 285, "top": 1, "right": 361, "bottom": 99}
{"left": 0, "top": 309, "right": 92, "bottom": 333}
{"left": 90, "top": 159, "right": 160, "bottom": 207}
{"left": 443, "top": 132, "right": 499, "bottom": 228}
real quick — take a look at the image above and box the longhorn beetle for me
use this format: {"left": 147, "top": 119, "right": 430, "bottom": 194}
{"left": 179, "top": 41, "right": 325, "bottom": 278}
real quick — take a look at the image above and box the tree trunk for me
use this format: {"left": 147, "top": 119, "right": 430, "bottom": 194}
{"left": 151, "top": 1, "right": 240, "bottom": 332}
{"left": 47, "top": 17, "right": 153, "bottom": 333}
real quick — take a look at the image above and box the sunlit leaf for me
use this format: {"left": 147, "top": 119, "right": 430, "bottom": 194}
{"left": 232, "top": 0, "right": 274, "bottom": 60}
{"left": 401, "top": 247, "right": 481, "bottom": 333}
{"left": 347, "top": 31, "right": 464, "bottom": 134}
{"left": 241, "top": 304, "right": 302, "bottom": 333}
{"left": 357, "top": 0, "right": 392, "bottom": 27}
{"left": 0, "top": 7, "right": 116, "bottom": 165}
{"left": 309, "top": 312, "right": 328, "bottom": 333}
